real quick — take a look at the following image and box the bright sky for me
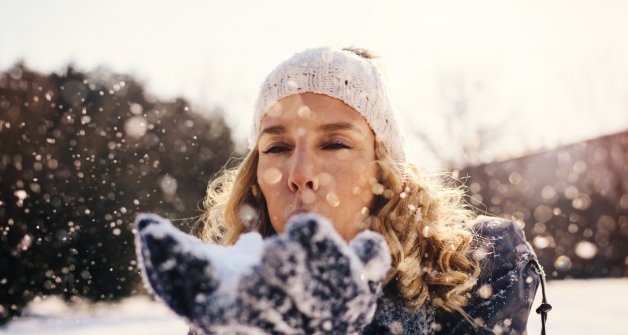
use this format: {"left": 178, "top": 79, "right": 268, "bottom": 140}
{"left": 1, "top": 0, "right": 627, "bottom": 168}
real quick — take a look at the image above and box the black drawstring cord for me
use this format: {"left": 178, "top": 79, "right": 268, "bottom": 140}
{"left": 531, "top": 258, "right": 552, "bottom": 335}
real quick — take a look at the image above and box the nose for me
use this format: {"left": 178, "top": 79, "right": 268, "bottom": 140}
{"left": 287, "top": 148, "right": 318, "bottom": 193}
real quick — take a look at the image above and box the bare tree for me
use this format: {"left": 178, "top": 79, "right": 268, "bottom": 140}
{"left": 412, "top": 72, "right": 514, "bottom": 170}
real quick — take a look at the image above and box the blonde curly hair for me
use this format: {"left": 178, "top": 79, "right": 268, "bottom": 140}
{"left": 193, "top": 140, "right": 482, "bottom": 315}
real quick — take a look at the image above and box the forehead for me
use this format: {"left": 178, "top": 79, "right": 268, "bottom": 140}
{"left": 259, "top": 92, "right": 369, "bottom": 128}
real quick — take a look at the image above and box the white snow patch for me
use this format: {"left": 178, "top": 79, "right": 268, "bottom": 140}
{"left": 133, "top": 213, "right": 265, "bottom": 304}
{"left": 0, "top": 296, "right": 188, "bottom": 335}
{"left": 2, "top": 279, "right": 626, "bottom": 334}
{"left": 526, "top": 278, "right": 628, "bottom": 335}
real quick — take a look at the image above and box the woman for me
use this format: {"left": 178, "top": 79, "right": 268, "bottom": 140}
{"left": 188, "top": 46, "right": 549, "bottom": 334}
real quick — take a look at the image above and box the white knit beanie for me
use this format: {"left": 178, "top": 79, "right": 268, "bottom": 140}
{"left": 251, "top": 46, "right": 406, "bottom": 163}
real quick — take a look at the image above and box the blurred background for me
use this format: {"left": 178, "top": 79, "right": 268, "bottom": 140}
{"left": 1, "top": 0, "right": 626, "bottom": 334}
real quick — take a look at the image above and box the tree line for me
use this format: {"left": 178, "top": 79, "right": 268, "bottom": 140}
{"left": 0, "top": 63, "right": 235, "bottom": 324}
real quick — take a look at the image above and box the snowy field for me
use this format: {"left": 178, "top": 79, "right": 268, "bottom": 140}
{"left": 1, "top": 278, "right": 626, "bottom": 335}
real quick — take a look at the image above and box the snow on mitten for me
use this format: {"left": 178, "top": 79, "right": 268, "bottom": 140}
{"left": 134, "top": 213, "right": 265, "bottom": 329}
{"left": 228, "top": 213, "right": 391, "bottom": 334}
{"left": 134, "top": 212, "right": 391, "bottom": 335}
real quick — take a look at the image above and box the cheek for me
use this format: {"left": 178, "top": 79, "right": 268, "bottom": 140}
{"left": 258, "top": 163, "right": 284, "bottom": 187}
{"left": 334, "top": 162, "right": 377, "bottom": 206}
{"left": 257, "top": 162, "right": 287, "bottom": 230}
{"left": 257, "top": 160, "right": 282, "bottom": 194}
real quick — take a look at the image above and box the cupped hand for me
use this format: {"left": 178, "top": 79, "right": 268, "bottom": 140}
{"left": 135, "top": 212, "right": 391, "bottom": 335}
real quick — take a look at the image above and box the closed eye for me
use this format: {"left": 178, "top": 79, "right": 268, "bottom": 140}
{"left": 261, "top": 144, "right": 291, "bottom": 154}
{"left": 322, "top": 141, "right": 352, "bottom": 150}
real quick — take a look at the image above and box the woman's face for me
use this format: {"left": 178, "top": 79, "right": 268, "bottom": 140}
{"left": 256, "top": 92, "right": 377, "bottom": 241}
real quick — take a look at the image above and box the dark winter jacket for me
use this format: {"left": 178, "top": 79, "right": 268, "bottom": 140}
{"left": 135, "top": 213, "right": 543, "bottom": 335}
{"left": 363, "top": 215, "right": 542, "bottom": 334}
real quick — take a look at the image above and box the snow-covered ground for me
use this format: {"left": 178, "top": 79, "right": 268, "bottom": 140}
{"left": 0, "top": 296, "right": 188, "bottom": 335}
{"left": 526, "top": 278, "right": 628, "bottom": 335}
{"left": 1, "top": 278, "right": 626, "bottom": 335}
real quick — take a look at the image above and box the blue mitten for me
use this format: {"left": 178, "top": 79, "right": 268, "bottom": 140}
{"left": 134, "top": 212, "right": 391, "bottom": 335}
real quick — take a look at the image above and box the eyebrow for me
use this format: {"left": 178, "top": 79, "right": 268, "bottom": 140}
{"left": 259, "top": 125, "right": 286, "bottom": 135}
{"left": 259, "top": 122, "right": 360, "bottom": 137}
{"left": 318, "top": 122, "right": 359, "bottom": 133}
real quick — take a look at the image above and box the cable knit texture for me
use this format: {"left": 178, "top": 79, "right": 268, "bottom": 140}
{"left": 251, "top": 47, "right": 406, "bottom": 163}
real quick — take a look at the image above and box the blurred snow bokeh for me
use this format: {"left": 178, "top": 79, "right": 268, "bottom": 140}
{"left": 1, "top": 278, "right": 626, "bottom": 335}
